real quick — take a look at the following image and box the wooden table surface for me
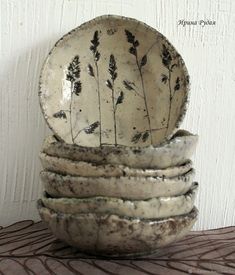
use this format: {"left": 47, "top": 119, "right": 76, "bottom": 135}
{"left": 0, "top": 221, "right": 234, "bottom": 274}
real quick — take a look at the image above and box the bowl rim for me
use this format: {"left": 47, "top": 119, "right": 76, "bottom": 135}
{"left": 39, "top": 150, "right": 196, "bottom": 173}
{"left": 40, "top": 164, "right": 194, "bottom": 181}
{"left": 43, "top": 129, "right": 198, "bottom": 153}
{"left": 42, "top": 181, "right": 198, "bottom": 203}
{"left": 37, "top": 199, "right": 198, "bottom": 222}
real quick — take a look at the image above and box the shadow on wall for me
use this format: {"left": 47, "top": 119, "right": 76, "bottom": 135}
{"left": 0, "top": 37, "right": 57, "bottom": 225}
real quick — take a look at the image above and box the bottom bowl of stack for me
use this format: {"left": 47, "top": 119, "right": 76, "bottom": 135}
{"left": 38, "top": 200, "right": 198, "bottom": 257}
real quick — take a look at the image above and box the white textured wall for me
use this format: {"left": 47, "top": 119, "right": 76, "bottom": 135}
{"left": 1, "top": 0, "right": 235, "bottom": 229}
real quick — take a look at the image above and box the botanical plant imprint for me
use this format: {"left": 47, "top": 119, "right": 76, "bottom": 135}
{"left": 123, "top": 30, "right": 186, "bottom": 144}
{"left": 52, "top": 32, "right": 186, "bottom": 146}
{"left": 52, "top": 55, "right": 82, "bottom": 143}
{"left": 87, "top": 30, "right": 102, "bottom": 144}
{"left": 124, "top": 29, "right": 152, "bottom": 144}
{"left": 53, "top": 55, "right": 100, "bottom": 144}
{"left": 106, "top": 54, "right": 124, "bottom": 146}
{"left": 52, "top": 31, "right": 186, "bottom": 146}
{"left": 160, "top": 44, "right": 184, "bottom": 135}
{"left": 40, "top": 16, "right": 189, "bottom": 147}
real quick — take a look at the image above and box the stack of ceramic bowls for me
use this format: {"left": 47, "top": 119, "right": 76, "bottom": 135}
{"left": 38, "top": 129, "right": 198, "bottom": 257}
{"left": 37, "top": 15, "right": 199, "bottom": 257}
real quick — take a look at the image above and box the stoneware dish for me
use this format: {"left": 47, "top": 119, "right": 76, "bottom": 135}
{"left": 39, "top": 152, "right": 193, "bottom": 178}
{"left": 42, "top": 130, "right": 198, "bottom": 169}
{"left": 41, "top": 183, "right": 198, "bottom": 219}
{"left": 40, "top": 169, "right": 195, "bottom": 199}
{"left": 39, "top": 15, "right": 190, "bottom": 148}
{"left": 37, "top": 200, "right": 198, "bottom": 257}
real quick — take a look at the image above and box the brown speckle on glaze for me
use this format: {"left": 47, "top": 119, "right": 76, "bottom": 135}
{"left": 37, "top": 200, "right": 198, "bottom": 257}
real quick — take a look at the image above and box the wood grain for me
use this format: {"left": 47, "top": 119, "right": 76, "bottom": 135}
{"left": 0, "top": 0, "right": 235, "bottom": 228}
{"left": 0, "top": 221, "right": 234, "bottom": 274}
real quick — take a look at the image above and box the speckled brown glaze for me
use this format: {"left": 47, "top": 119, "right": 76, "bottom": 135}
{"left": 40, "top": 169, "right": 195, "bottom": 199}
{"left": 42, "top": 130, "right": 198, "bottom": 169}
{"left": 39, "top": 155, "right": 194, "bottom": 179}
{"left": 37, "top": 200, "right": 198, "bottom": 257}
{"left": 41, "top": 183, "right": 198, "bottom": 219}
{"left": 39, "top": 15, "right": 190, "bottom": 148}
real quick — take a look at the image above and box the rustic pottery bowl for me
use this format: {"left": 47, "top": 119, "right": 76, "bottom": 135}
{"left": 41, "top": 183, "right": 198, "bottom": 219}
{"left": 39, "top": 152, "right": 193, "bottom": 178}
{"left": 39, "top": 15, "right": 190, "bottom": 148}
{"left": 41, "top": 169, "right": 195, "bottom": 199}
{"left": 37, "top": 200, "right": 198, "bottom": 257}
{"left": 42, "top": 130, "right": 198, "bottom": 169}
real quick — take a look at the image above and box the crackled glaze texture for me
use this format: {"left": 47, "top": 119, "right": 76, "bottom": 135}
{"left": 39, "top": 15, "right": 189, "bottom": 147}
{"left": 41, "top": 169, "right": 194, "bottom": 199}
{"left": 42, "top": 130, "right": 198, "bottom": 169}
{"left": 37, "top": 200, "right": 198, "bottom": 257}
{"left": 39, "top": 152, "right": 194, "bottom": 178}
{"left": 41, "top": 183, "right": 198, "bottom": 219}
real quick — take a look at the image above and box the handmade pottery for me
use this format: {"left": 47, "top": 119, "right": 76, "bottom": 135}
{"left": 42, "top": 130, "right": 198, "bottom": 169}
{"left": 39, "top": 15, "right": 190, "bottom": 147}
{"left": 37, "top": 200, "right": 198, "bottom": 257}
{"left": 39, "top": 152, "right": 193, "bottom": 178}
{"left": 41, "top": 169, "right": 195, "bottom": 199}
{"left": 41, "top": 183, "right": 198, "bottom": 219}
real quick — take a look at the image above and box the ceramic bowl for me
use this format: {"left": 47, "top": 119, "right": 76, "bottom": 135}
{"left": 41, "top": 183, "right": 198, "bottom": 219}
{"left": 37, "top": 200, "right": 198, "bottom": 257}
{"left": 42, "top": 130, "right": 198, "bottom": 169}
{"left": 40, "top": 169, "right": 195, "bottom": 199}
{"left": 39, "top": 15, "right": 190, "bottom": 148}
{"left": 39, "top": 151, "right": 193, "bottom": 178}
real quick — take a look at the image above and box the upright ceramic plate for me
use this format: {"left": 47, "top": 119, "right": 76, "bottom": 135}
{"left": 39, "top": 15, "right": 190, "bottom": 147}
